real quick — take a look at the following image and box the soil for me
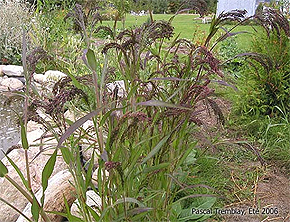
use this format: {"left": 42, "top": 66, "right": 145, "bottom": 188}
{"left": 196, "top": 97, "right": 290, "bottom": 222}
{"left": 220, "top": 168, "right": 290, "bottom": 222}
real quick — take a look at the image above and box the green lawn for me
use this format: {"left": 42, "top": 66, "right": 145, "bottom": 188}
{"left": 101, "top": 14, "right": 259, "bottom": 51}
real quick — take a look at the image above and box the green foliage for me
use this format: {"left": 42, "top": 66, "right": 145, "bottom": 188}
{"left": 238, "top": 30, "right": 290, "bottom": 116}
{"left": 47, "top": 7, "right": 252, "bottom": 220}
{"left": 29, "top": 8, "right": 85, "bottom": 73}
{"left": 260, "top": 106, "right": 290, "bottom": 169}
{"left": 0, "top": 0, "right": 31, "bottom": 65}
{"left": 235, "top": 9, "right": 290, "bottom": 116}
{"left": 0, "top": 160, "right": 8, "bottom": 177}
{"left": 219, "top": 36, "right": 245, "bottom": 78}
{"left": 133, "top": 0, "right": 169, "bottom": 14}
{"left": 132, "top": 0, "right": 217, "bottom": 15}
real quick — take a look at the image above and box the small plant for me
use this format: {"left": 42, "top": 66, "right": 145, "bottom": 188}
{"left": 218, "top": 36, "right": 245, "bottom": 78}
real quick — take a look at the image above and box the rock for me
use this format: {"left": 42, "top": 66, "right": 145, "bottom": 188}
{"left": 0, "top": 85, "right": 9, "bottom": 91}
{"left": 82, "top": 120, "right": 94, "bottom": 131}
{"left": 14, "top": 77, "right": 26, "bottom": 84}
{"left": 106, "top": 80, "right": 126, "bottom": 97}
{"left": 33, "top": 73, "right": 45, "bottom": 83}
{"left": 16, "top": 170, "right": 76, "bottom": 222}
{"left": 2, "top": 65, "right": 24, "bottom": 77}
{"left": 0, "top": 65, "right": 6, "bottom": 76}
{"left": 0, "top": 128, "right": 67, "bottom": 222}
{"left": 1, "top": 78, "right": 24, "bottom": 90}
{"left": 44, "top": 70, "right": 66, "bottom": 82}
{"left": 27, "top": 120, "right": 42, "bottom": 133}
{"left": 71, "top": 190, "right": 101, "bottom": 219}
{"left": 3, "top": 75, "right": 8, "bottom": 79}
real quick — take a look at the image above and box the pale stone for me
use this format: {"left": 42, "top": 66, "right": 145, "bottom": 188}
{"left": 71, "top": 190, "right": 101, "bottom": 218}
{"left": 0, "top": 85, "right": 8, "bottom": 91}
{"left": 0, "top": 65, "right": 6, "bottom": 76}
{"left": 0, "top": 128, "right": 67, "bottom": 222}
{"left": 82, "top": 120, "right": 94, "bottom": 130}
{"left": 106, "top": 80, "right": 126, "bottom": 97}
{"left": 16, "top": 170, "right": 76, "bottom": 222}
{"left": 33, "top": 73, "right": 45, "bottom": 83}
{"left": 14, "top": 77, "right": 25, "bottom": 84}
{"left": 44, "top": 70, "right": 66, "bottom": 82}
{"left": 1, "top": 78, "right": 24, "bottom": 90}
{"left": 27, "top": 120, "right": 42, "bottom": 133}
{"left": 2, "top": 65, "right": 24, "bottom": 77}
{"left": 64, "top": 109, "right": 75, "bottom": 121}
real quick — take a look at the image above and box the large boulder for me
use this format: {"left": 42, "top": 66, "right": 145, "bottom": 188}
{"left": 2, "top": 65, "right": 24, "bottom": 77}
{"left": 0, "top": 128, "right": 67, "bottom": 222}
{"left": 16, "top": 170, "right": 76, "bottom": 222}
{"left": 1, "top": 78, "right": 24, "bottom": 90}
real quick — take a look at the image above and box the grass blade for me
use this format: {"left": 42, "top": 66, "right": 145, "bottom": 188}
{"left": 143, "top": 163, "right": 170, "bottom": 174}
{"left": 0, "top": 160, "right": 8, "bottom": 177}
{"left": 57, "top": 107, "right": 105, "bottom": 148}
{"left": 31, "top": 196, "right": 40, "bottom": 222}
{"left": 141, "top": 134, "right": 171, "bottom": 164}
{"left": 41, "top": 150, "right": 57, "bottom": 206}
{"left": 19, "top": 118, "right": 29, "bottom": 150}
{"left": 4, "top": 154, "right": 29, "bottom": 189}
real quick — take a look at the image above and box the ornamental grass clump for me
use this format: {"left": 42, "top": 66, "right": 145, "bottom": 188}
{"left": 47, "top": 5, "right": 251, "bottom": 221}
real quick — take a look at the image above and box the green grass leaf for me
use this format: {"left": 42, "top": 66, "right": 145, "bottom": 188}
{"left": 41, "top": 150, "right": 57, "bottom": 206}
{"left": 87, "top": 206, "right": 100, "bottom": 221}
{"left": 86, "top": 49, "right": 98, "bottom": 72}
{"left": 5, "top": 154, "right": 29, "bottom": 189}
{"left": 85, "top": 152, "right": 95, "bottom": 189}
{"left": 0, "top": 160, "right": 8, "bottom": 177}
{"left": 60, "top": 147, "right": 73, "bottom": 165}
{"left": 19, "top": 118, "right": 29, "bottom": 150}
{"left": 178, "top": 197, "right": 216, "bottom": 221}
{"left": 143, "top": 162, "right": 170, "bottom": 174}
{"left": 141, "top": 134, "right": 171, "bottom": 164}
{"left": 31, "top": 196, "right": 40, "bottom": 222}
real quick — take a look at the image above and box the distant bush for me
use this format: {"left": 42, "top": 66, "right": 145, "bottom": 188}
{"left": 0, "top": 0, "right": 31, "bottom": 65}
